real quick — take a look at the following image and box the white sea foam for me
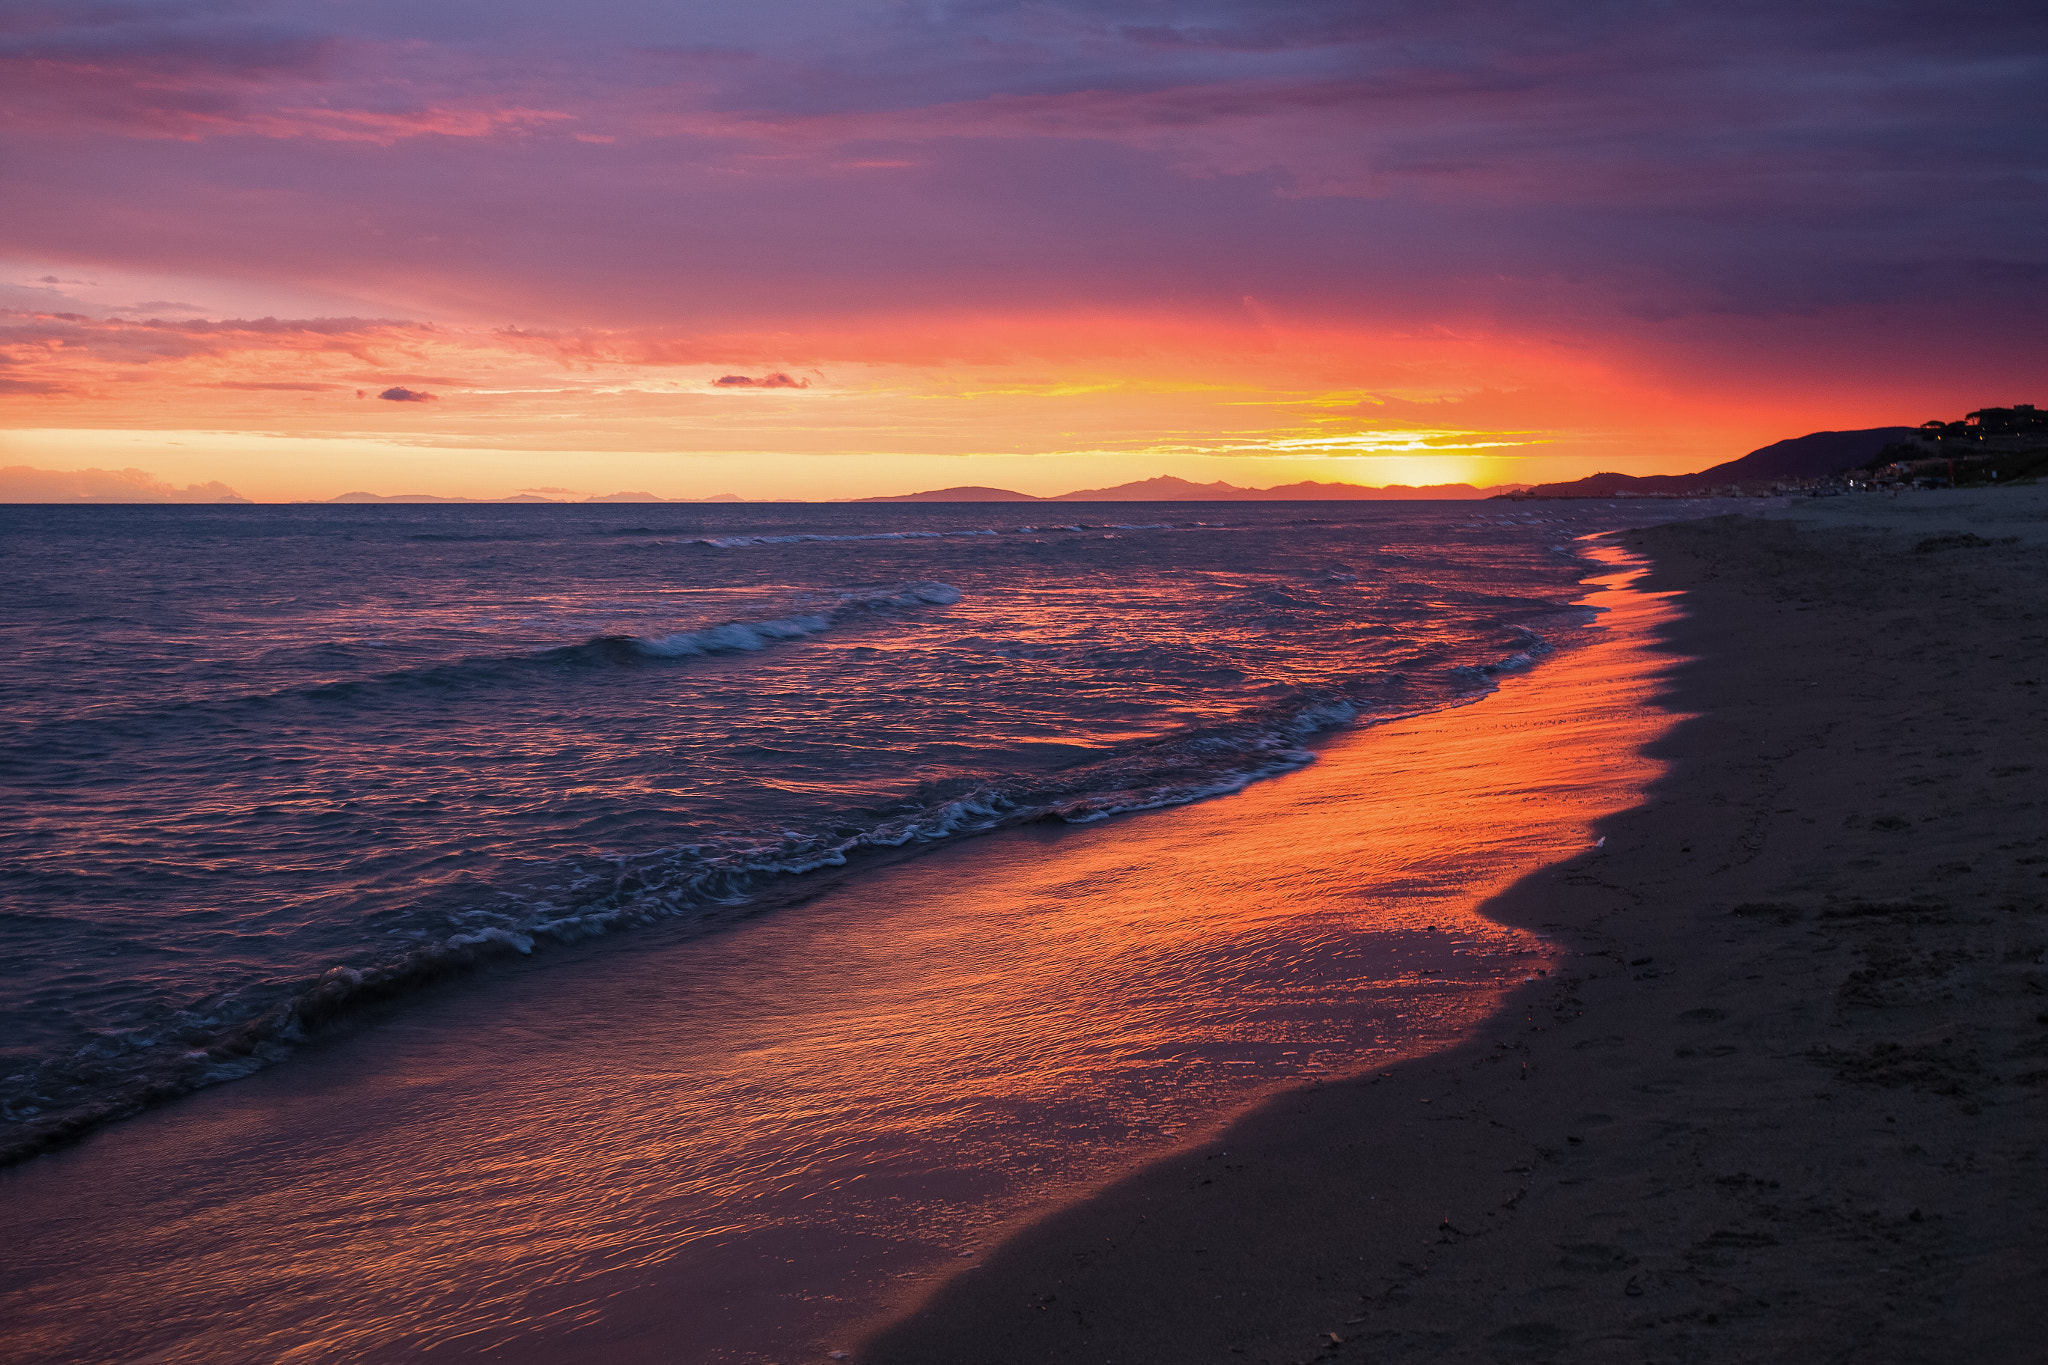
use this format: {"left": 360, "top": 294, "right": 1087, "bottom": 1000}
{"left": 698, "top": 525, "right": 1181, "bottom": 548}
{"left": 635, "top": 613, "right": 834, "bottom": 657}
{"left": 420, "top": 678, "right": 1420, "bottom": 963}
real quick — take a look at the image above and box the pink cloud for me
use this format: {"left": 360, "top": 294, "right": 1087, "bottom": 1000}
{"left": 0, "top": 463, "right": 247, "bottom": 502}
{"left": 179, "top": 104, "right": 574, "bottom": 145}
{"left": 0, "top": 310, "right": 446, "bottom": 398}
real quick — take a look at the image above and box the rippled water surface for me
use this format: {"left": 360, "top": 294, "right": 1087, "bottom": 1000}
{"left": 1, "top": 499, "right": 1718, "bottom": 1150}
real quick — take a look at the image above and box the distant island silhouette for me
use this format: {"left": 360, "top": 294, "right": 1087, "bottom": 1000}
{"left": 296, "top": 476, "right": 1532, "bottom": 504}
{"left": 855, "top": 475, "right": 1529, "bottom": 502}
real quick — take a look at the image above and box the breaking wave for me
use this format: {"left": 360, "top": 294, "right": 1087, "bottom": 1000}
{"left": 697, "top": 530, "right": 994, "bottom": 548}
{"left": 6, "top": 583, "right": 969, "bottom": 745}
{"left": 625, "top": 582, "right": 961, "bottom": 657}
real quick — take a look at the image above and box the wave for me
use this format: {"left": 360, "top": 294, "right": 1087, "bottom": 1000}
{"left": 3, "top": 584, "right": 968, "bottom": 746}
{"left": 624, "top": 582, "right": 961, "bottom": 658}
{"left": 696, "top": 524, "right": 1188, "bottom": 548}
{"left": 0, "top": 620, "right": 1557, "bottom": 1167}
{"left": 1449, "top": 625, "right": 1553, "bottom": 678}
{"left": 696, "top": 530, "right": 996, "bottom": 548}
{"left": 416, "top": 580, "right": 961, "bottom": 674}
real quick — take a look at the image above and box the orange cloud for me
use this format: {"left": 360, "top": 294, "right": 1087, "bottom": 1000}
{"left": 0, "top": 463, "right": 245, "bottom": 503}
{"left": 0, "top": 311, "right": 445, "bottom": 398}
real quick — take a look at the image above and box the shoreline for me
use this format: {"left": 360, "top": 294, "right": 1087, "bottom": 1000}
{"left": 862, "top": 495, "right": 2048, "bottom": 1363}
{"left": 0, "top": 541, "right": 1681, "bottom": 1363}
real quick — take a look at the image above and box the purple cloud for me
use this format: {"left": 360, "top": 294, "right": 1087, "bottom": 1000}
{"left": 378, "top": 386, "right": 437, "bottom": 402}
{"left": 713, "top": 372, "right": 809, "bottom": 388}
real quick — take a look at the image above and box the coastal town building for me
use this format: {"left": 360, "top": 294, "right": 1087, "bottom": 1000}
{"left": 1870, "top": 404, "right": 2048, "bottom": 487}
{"left": 1909, "top": 404, "right": 2048, "bottom": 454}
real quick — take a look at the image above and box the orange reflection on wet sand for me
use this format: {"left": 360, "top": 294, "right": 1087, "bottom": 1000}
{"left": 0, "top": 545, "right": 1682, "bottom": 1364}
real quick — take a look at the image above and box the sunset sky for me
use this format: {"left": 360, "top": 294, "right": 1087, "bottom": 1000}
{"left": 3, "top": 1, "right": 2042, "bottom": 501}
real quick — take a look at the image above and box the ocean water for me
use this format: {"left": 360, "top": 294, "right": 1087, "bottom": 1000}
{"left": 0, "top": 499, "right": 1718, "bottom": 1159}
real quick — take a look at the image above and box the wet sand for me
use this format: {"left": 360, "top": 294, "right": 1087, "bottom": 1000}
{"left": 864, "top": 492, "right": 2048, "bottom": 1363}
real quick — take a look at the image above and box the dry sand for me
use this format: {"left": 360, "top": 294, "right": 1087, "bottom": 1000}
{"left": 864, "top": 490, "right": 2048, "bottom": 1364}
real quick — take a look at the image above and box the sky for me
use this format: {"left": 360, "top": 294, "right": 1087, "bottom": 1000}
{"left": 2, "top": 0, "right": 2043, "bottom": 501}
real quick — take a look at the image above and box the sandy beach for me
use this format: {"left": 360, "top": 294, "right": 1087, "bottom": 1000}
{"left": 864, "top": 488, "right": 2048, "bottom": 1364}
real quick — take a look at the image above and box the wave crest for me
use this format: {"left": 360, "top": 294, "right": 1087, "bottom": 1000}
{"left": 632, "top": 582, "right": 960, "bottom": 658}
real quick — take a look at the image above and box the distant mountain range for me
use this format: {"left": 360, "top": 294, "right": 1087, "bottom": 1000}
{"left": 1517, "top": 428, "right": 1916, "bottom": 497}
{"left": 289, "top": 429, "right": 1919, "bottom": 504}
{"left": 306, "top": 477, "right": 1526, "bottom": 504}
{"left": 856, "top": 476, "right": 1528, "bottom": 502}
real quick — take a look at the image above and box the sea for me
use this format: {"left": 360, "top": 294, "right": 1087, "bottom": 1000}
{"left": 2, "top": 498, "right": 1716, "bottom": 1160}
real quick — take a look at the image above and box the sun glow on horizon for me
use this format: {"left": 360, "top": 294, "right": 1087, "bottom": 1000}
{"left": 0, "top": 298, "right": 1930, "bottom": 501}
{"left": 4, "top": 0, "right": 2038, "bottom": 503}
